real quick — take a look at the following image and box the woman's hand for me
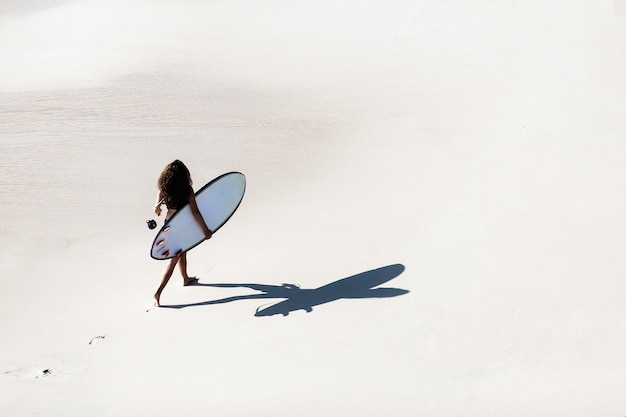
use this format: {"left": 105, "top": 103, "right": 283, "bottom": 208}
{"left": 154, "top": 205, "right": 162, "bottom": 216}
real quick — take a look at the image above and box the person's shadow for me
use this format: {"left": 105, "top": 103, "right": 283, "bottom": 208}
{"left": 160, "top": 264, "right": 408, "bottom": 316}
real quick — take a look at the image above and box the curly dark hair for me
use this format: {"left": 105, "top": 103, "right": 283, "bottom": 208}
{"left": 158, "top": 160, "right": 193, "bottom": 210}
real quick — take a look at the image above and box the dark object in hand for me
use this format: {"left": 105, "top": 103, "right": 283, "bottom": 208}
{"left": 146, "top": 219, "right": 157, "bottom": 230}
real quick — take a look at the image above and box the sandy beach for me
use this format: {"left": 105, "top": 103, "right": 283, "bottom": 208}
{"left": 2, "top": 1, "right": 626, "bottom": 415}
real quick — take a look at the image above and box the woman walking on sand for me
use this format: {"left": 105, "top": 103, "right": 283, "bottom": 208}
{"left": 153, "top": 160, "right": 212, "bottom": 307}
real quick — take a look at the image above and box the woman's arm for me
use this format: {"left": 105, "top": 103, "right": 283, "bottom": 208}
{"left": 188, "top": 193, "right": 213, "bottom": 239}
{"left": 154, "top": 190, "right": 164, "bottom": 216}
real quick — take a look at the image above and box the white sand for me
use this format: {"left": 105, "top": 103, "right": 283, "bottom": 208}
{"left": 2, "top": 0, "right": 626, "bottom": 415}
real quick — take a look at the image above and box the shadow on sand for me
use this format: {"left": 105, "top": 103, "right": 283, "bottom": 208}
{"left": 160, "top": 264, "right": 408, "bottom": 316}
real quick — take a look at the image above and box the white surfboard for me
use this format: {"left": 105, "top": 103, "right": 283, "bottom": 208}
{"left": 150, "top": 172, "right": 246, "bottom": 260}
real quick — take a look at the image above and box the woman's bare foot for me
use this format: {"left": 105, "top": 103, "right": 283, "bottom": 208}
{"left": 184, "top": 277, "right": 199, "bottom": 286}
{"left": 153, "top": 293, "right": 161, "bottom": 307}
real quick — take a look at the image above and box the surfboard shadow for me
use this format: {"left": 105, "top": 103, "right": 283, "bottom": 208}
{"left": 160, "top": 264, "right": 408, "bottom": 316}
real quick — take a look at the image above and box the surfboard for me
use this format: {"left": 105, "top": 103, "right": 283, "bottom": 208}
{"left": 150, "top": 172, "right": 246, "bottom": 260}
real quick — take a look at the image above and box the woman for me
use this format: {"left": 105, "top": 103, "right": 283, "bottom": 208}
{"left": 153, "top": 160, "right": 212, "bottom": 307}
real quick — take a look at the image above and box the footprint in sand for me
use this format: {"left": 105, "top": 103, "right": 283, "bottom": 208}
{"left": 88, "top": 335, "right": 106, "bottom": 345}
{"left": 3, "top": 366, "right": 55, "bottom": 380}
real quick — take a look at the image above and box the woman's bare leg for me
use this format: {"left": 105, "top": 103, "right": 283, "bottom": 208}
{"left": 178, "top": 252, "right": 198, "bottom": 286}
{"left": 154, "top": 256, "right": 180, "bottom": 307}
